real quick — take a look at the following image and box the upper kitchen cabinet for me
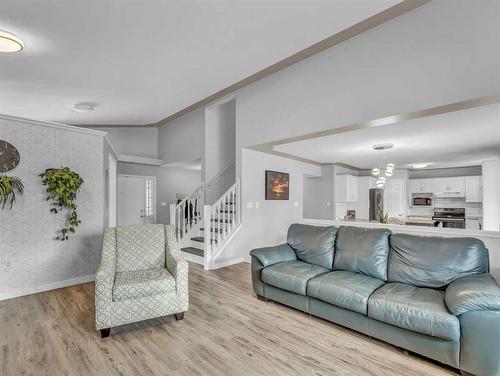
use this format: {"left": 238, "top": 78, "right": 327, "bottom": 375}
{"left": 434, "top": 177, "right": 465, "bottom": 196}
{"left": 465, "top": 175, "right": 482, "bottom": 202}
{"left": 409, "top": 178, "right": 435, "bottom": 194}
{"left": 336, "top": 174, "right": 358, "bottom": 202}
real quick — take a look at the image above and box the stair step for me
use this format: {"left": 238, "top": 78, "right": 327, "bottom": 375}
{"left": 200, "top": 227, "right": 223, "bottom": 233}
{"left": 181, "top": 247, "right": 204, "bottom": 257}
{"left": 211, "top": 218, "right": 233, "bottom": 223}
{"left": 191, "top": 236, "right": 217, "bottom": 244}
{"left": 219, "top": 210, "right": 235, "bottom": 214}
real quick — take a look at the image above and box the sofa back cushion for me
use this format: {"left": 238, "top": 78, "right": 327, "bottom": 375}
{"left": 116, "top": 224, "right": 166, "bottom": 272}
{"left": 388, "top": 234, "right": 489, "bottom": 288}
{"left": 287, "top": 224, "right": 337, "bottom": 269}
{"left": 333, "top": 226, "right": 392, "bottom": 280}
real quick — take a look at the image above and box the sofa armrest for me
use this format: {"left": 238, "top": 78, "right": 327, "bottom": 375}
{"left": 249, "top": 243, "right": 296, "bottom": 267}
{"left": 164, "top": 224, "right": 189, "bottom": 294}
{"left": 95, "top": 228, "right": 117, "bottom": 303}
{"left": 445, "top": 273, "right": 500, "bottom": 315}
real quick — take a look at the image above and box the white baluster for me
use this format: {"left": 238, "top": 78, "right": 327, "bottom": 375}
{"left": 232, "top": 186, "right": 236, "bottom": 230}
{"left": 203, "top": 205, "right": 211, "bottom": 270}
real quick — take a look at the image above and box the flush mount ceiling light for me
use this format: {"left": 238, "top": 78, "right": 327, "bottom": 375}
{"left": 411, "top": 163, "right": 429, "bottom": 169}
{"left": 73, "top": 102, "right": 98, "bottom": 113}
{"left": 372, "top": 143, "right": 394, "bottom": 151}
{"left": 0, "top": 29, "right": 24, "bottom": 53}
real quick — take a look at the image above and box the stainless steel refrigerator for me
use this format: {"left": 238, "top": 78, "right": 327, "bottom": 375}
{"left": 369, "top": 188, "right": 384, "bottom": 222}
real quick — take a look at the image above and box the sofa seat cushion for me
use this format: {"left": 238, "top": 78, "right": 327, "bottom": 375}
{"left": 368, "top": 283, "right": 460, "bottom": 341}
{"left": 307, "top": 271, "right": 385, "bottom": 314}
{"left": 113, "top": 268, "right": 176, "bottom": 302}
{"left": 261, "top": 260, "right": 329, "bottom": 295}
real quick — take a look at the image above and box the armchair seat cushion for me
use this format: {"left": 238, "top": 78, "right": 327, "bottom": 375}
{"left": 368, "top": 283, "right": 460, "bottom": 341}
{"left": 261, "top": 260, "right": 329, "bottom": 295}
{"left": 112, "top": 268, "right": 176, "bottom": 302}
{"left": 307, "top": 271, "right": 385, "bottom": 315}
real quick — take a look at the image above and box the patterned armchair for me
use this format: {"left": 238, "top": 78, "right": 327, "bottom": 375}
{"left": 95, "top": 224, "right": 189, "bottom": 337}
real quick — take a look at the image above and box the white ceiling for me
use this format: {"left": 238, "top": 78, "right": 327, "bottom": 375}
{"left": 0, "top": 0, "right": 399, "bottom": 125}
{"left": 274, "top": 103, "right": 500, "bottom": 169}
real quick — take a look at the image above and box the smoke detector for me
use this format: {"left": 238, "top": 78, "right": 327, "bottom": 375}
{"left": 73, "top": 102, "right": 98, "bottom": 113}
{"left": 372, "top": 143, "right": 394, "bottom": 151}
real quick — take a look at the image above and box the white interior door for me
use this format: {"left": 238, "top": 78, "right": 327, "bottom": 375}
{"left": 384, "top": 179, "right": 404, "bottom": 219}
{"left": 118, "top": 175, "right": 156, "bottom": 226}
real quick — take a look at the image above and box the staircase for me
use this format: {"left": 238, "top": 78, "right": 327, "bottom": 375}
{"left": 170, "top": 178, "right": 241, "bottom": 270}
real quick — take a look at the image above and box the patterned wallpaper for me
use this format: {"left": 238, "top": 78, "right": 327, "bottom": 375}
{"left": 0, "top": 116, "right": 104, "bottom": 299}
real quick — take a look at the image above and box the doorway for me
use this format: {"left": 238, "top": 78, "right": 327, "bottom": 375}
{"left": 117, "top": 174, "right": 156, "bottom": 226}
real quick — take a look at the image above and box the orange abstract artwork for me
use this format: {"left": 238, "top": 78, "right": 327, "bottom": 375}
{"left": 265, "top": 170, "right": 289, "bottom": 200}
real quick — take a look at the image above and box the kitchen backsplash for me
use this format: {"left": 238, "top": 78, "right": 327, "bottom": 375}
{"left": 408, "top": 197, "right": 482, "bottom": 218}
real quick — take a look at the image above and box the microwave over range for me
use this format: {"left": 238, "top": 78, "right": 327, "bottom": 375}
{"left": 413, "top": 196, "right": 433, "bottom": 206}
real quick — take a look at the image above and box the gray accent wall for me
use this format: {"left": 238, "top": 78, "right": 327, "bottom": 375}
{"left": 158, "top": 109, "right": 204, "bottom": 164}
{"left": 101, "top": 127, "right": 158, "bottom": 158}
{"left": 303, "top": 165, "right": 334, "bottom": 220}
{"left": 0, "top": 116, "right": 105, "bottom": 300}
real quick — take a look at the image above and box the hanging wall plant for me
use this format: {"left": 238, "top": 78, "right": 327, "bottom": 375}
{"left": 40, "top": 167, "right": 84, "bottom": 241}
{"left": 0, "top": 175, "right": 24, "bottom": 209}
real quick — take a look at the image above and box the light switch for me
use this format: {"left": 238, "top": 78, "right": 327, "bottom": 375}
{"left": 246, "top": 202, "right": 254, "bottom": 209}
{"left": 293, "top": 201, "right": 298, "bottom": 207}
{"left": 160, "top": 202, "right": 167, "bottom": 207}
{"left": 326, "top": 201, "right": 331, "bottom": 207}
{"left": 255, "top": 202, "right": 259, "bottom": 209}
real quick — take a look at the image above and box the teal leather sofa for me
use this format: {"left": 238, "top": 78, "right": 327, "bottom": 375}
{"left": 250, "top": 224, "right": 500, "bottom": 376}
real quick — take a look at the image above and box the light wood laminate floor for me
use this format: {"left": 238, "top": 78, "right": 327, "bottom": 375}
{"left": 0, "top": 262, "right": 458, "bottom": 376}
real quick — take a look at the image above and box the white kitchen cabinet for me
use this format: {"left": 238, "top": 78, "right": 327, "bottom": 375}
{"left": 465, "top": 176, "right": 482, "bottom": 202}
{"left": 434, "top": 177, "right": 466, "bottom": 196}
{"left": 409, "top": 178, "right": 434, "bottom": 194}
{"left": 465, "top": 219, "right": 481, "bottom": 230}
{"left": 336, "top": 174, "right": 358, "bottom": 202}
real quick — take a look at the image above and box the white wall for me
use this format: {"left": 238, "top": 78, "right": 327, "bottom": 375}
{"left": 100, "top": 127, "right": 158, "bottom": 158}
{"left": 214, "top": 148, "right": 320, "bottom": 265}
{"left": 204, "top": 99, "right": 236, "bottom": 204}
{"left": 0, "top": 116, "right": 105, "bottom": 300}
{"left": 303, "top": 165, "right": 334, "bottom": 220}
{"left": 158, "top": 109, "right": 204, "bottom": 165}
{"left": 483, "top": 160, "right": 500, "bottom": 231}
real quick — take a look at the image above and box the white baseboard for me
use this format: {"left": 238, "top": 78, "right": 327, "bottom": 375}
{"left": 0, "top": 274, "right": 95, "bottom": 301}
{"left": 212, "top": 257, "right": 245, "bottom": 270}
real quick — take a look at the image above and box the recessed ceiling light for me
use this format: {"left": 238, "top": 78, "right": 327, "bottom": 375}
{"left": 412, "top": 163, "right": 429, "bottom": 169}
{"left": 73, "top": 102, "right": 98, "bottom": 113}
{"left": 0, "top": 29, "right": 24, "bottom": 53}
{"left": 372, "top": 143, "right": 394, "bottom": 151}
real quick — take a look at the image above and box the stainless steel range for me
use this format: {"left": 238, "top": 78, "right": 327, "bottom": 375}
{"left": 432, "top": 208, "right": 465, "bottom": 229}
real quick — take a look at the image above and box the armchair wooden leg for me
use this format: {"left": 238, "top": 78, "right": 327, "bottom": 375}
{"left": 100, "top": 328, "right": 111, "bottom": 338}
{"left": 174, "top": 312, "right": 185, "bottom": 321}
{"left": 256, "top": 294, "right": 268, "bottom": 302}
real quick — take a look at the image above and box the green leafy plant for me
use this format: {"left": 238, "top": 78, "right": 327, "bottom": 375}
{"left": 378, "top": 209, "right": 389, "bottom": 224}
{"left": 0, "top": 175, "right": 24, "bottom": 209}
{"left": 40, "top": 167, "right": 83, "bottom": 241}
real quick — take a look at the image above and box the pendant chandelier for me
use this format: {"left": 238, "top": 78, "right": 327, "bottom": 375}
{"left": 371, "top": 163, "right": 394, "bottom": 188}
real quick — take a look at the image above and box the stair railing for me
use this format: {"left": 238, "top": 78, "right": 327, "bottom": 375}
{"left": 170, "top": 184, "right": 204, "bottom": 242}
{"left": 203, "top": 178, "right": 241, "bottom": 270}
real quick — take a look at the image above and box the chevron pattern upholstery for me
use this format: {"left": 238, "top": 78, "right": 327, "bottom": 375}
{"left": 95, "top": 224, "right": 189, "bottom": 331}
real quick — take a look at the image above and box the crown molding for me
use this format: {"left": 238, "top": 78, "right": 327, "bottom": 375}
{"left": 0, "top": 113, "right": 107, "bottom": 136}
{"left": 248, "top": 93, "right": 500, "bottom": 165}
